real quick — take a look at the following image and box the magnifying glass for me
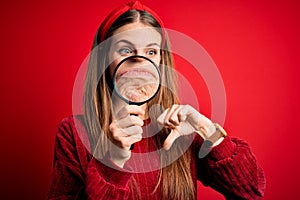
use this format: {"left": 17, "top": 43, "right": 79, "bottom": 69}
{"left": 112, "top": 55, "right": 161, "bottom": 105}
{"left": 112, "top": 55, "right": 161, "bottom": 149}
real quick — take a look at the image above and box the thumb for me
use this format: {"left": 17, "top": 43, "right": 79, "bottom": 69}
{"left": 163, "top": 129, "right": 180, "bottom": 150}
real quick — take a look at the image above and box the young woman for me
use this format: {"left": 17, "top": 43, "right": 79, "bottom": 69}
{"left": 48, "top": 1, "right": 266, "bottom": 199}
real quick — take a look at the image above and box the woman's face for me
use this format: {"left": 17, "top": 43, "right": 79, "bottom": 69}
{"left": 109, "top": 22, "right": 162, "bottom": 74}
{"left": 108, "top": 22, "right": 162, "bottom": 103}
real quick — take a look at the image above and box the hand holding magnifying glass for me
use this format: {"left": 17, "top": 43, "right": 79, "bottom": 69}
{"left": 112, "top": 55, "right": 161, "bottom": 149}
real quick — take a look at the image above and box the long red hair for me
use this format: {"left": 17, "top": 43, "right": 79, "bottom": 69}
{"left": 83, "top": 10, "right": 195, "bottom": 199}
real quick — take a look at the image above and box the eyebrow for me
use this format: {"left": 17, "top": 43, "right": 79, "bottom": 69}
{"left": 113, "top": 40, "right": 160, "bottom": 48}
{"left": 146, "top": 43, "right": 160, "bottom": 48}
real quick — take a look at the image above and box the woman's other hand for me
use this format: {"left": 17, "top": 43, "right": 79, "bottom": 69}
{"left": 157, "top": 104, "right": 216, "bottom": 150}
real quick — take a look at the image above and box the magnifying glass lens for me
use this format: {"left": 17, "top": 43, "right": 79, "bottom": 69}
{"left": 113, "top": 56, "right": 161, "bottom": 105}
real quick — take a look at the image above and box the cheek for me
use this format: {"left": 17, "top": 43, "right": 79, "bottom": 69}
{"left": 155, "top": 55, "right": 161, "bottom": 67}
{"left": 108, "top": 50, "right": 122, "bottom": 77}
{"left": 109, "top": 60, "right": 119, "bottom": 78}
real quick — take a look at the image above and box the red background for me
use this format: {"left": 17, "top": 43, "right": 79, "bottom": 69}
{"left": 1, "top": 0, "right": 299, "bottom": 199}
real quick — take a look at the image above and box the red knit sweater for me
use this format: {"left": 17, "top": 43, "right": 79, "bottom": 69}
{"left": 47, "top": 116, "right": 265, "bottom": 199}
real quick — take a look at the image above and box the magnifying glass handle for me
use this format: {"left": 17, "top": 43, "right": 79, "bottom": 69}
{"left": 129, "top": 113, "right": 137, "bottom": 150}
{"left": 130, "top": 144, "right": 134, "bottom": 150}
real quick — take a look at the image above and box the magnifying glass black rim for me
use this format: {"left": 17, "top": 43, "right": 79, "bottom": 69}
{"left": 112, "top": 55, "right": 161, "bottom": 106}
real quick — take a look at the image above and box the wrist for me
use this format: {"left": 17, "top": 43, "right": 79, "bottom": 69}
{"left": 203, "top": 123, "right": 227, "bottom": 147}
{"left": 195, "top": 121, "right": 216, "bottom": 139}
{"left": 109, "top": 157, "right": 126, "bottom": 168}
{"left": 108, "top": 149, "right": 131, "bottom": 168}
{"left": 198, "top": 123, "right": 227, "bottom": 158}
{"left": 206, "top": 122, "right": 217, "bottom": 138}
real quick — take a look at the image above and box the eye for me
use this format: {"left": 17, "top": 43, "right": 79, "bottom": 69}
{"left": 118, "top": 47, "right": 133, "bottom": 56}
{"left": 146, "top": 49, "right": 158, "bottom": 56}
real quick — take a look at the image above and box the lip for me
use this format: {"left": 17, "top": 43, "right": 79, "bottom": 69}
{"left": 117, "top": 67, "right": 158, "bottom": 80}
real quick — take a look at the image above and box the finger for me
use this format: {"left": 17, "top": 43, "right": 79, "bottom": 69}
{"left": 169, "top": 105, "right": 182, "bottom": 126}
{"left": 116, "top": 115, "right": 144, "bottom": 128}
{"left": 115, "top": 105, "right": 145, "bottom": 119}
{"left": 113, "top": 134, "right": 143, "bottom": 149}
{"left": 163, "top": 129, "right": 180, "bottom": 150}
{"left": 110, "top": 124, "right": 129, "bottom": 138}
{"left": 177, "top": 105, "right": 191, "bottom": 122}
{"left": 178, "top": 104, "right": 200, "bottom": 123}
{"left": 163, "top": 105, "right": 180, "bottom": 128}
{"left": 122, "top": 134, "right": 143, "bottom": 149}
{"left": 122, "top": 125, "right": 143, "bottom": 136}
{"left": 110, "top": 126, "right": 143, "bottom": 149}
{"left": 109, "top": 120, "right": 143, "bottom": 137}
{"left": 157, "top": 108, "right": 169, "bottom": 125}
{"left": 178, "top": 105, "right": 213, "bottom": 136}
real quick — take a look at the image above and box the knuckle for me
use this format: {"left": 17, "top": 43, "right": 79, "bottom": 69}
{"left": 124, "top": 105, "right": 131, "bottom": 113}
{"left": 164, "top": 117, "right": 171, "bottom": 125}
{"left": 138, "top": 133, "right": 142, "bottom": 139}
{"left": 118, "top": 138, "right": 129, "bottom": 149}
{"left": 109, "top": 123, "right": 115, "bottom": 132}
{"left": 132, "top": 134, "right": 142, "bottom": 143}
{"left": 129, "top": 115, "right": 136, "bottom": 122}
{"left": 136, "top": 118, "right": 144, "bottom": 126}
{"left": 120, "top": 142, "right": 128, "bottom": 149}
{"left": 136, "top": 126, "right": 143, "bottom": 134}
{"left": 184, "top": 104, "right": 190, "bottom": 109}
{"left": 121, "top": 139, "right": 131, "bottom": 148}
{"left": 170, "top": 115, "right": 177, "bottom": 121}
{"left": 136, "top": 134, "right": 142, "bottom": 141}
{"left": 113, "top": 134, "right": 121, "bottom": 141}
{"left": 111, "top": 129, "right": 123, "bottom": 139}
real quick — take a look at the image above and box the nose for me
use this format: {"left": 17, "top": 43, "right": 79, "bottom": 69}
{"left": 130, "top": 55, "right": 146, "bottom": 63}
{"left": 125, "top": 56, "right": 149, "bottom": 70}
{"left": 131, "top": 48, "right": 149, "bottom": 60}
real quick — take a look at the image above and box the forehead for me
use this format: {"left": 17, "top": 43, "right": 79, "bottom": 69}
{"left": 111, "top": 23, "right": 162, "bottom": 47}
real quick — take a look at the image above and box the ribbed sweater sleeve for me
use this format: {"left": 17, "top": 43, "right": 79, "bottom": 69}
{"left": 48, "top": 116, "right": 266, "bottom": 199}
{"left": 47, "top": 117, "right": 88, "bottom": 199}
{"left": 47, "top": 117, "right": 133, "bottom": 200}
{"left": 196, "top": 136, "right": 266, "bottom": 199}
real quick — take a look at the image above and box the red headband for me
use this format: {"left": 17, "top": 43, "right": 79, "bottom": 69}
{"left": 99, "top": 1, "right": 166, "bottom": 47}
